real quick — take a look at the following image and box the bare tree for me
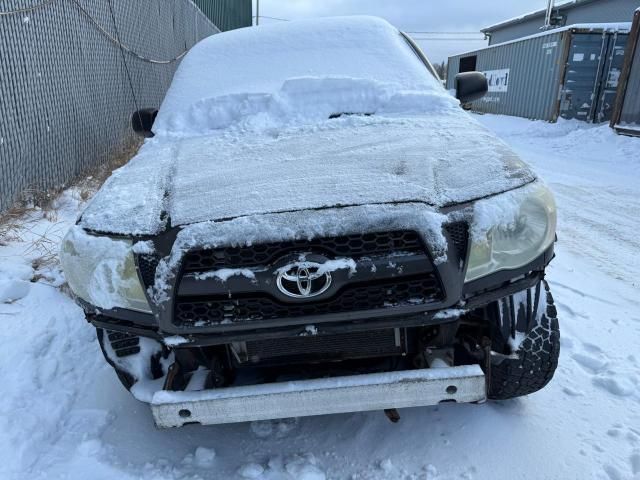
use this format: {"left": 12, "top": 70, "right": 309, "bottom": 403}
{"left": 434, "top": 61, "right": 447, "bottom": 81}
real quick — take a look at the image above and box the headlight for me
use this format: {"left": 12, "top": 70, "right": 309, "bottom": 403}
{"left": 465, "top": 183, "right": 556, "bottom": 282}
{"left": 60, "top": 226, "right": 152, "bottom": 313}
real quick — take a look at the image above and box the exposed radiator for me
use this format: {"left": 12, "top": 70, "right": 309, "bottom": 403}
{"left": 232, "top": 329, "right": 407, "bottom": 365}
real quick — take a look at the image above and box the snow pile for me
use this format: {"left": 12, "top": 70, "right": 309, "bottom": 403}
{"left": 191, "top": 446, "right": 217, "bottom": 468}
{"left": 238, "top": 462, "right": 265, "bottom": 478}
{"left": 237, "top": 455, "right": 326, "bottom": 480}
{"left": 0, "top": 193, "right": 107, "bottom": 479}
{"left": 0, "top": 260, "right": 33, "bottom": 304}
{"left": 154, "top": 16, "right": 445, "bottom": 135}
{"left": 482, "top": 116, "right": 640, "bottom": 173}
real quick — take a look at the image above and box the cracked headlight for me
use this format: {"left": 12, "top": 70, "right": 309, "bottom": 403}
{"left": 465, "top": 183, "right": 557, "bottom": 283}
{"left": 60, "top": 226, "right": 151, "bottom": 313}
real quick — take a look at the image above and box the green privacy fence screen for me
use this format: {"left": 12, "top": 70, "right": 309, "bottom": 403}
{"left": 192, "top": 0, "right": 252, "bottom": 32}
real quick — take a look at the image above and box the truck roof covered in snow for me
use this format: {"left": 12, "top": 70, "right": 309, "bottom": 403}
{"left": 153, "top": 16, "right": 444, "bottom": 135}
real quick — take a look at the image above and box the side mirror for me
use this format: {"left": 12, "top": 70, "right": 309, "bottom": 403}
{"left": 455, "top": 72, "right": 488, "bottom": 104}
{"left": 132, "top": 108, "right": 158, "bottom": 138}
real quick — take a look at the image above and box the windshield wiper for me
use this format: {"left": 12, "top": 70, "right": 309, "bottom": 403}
{"left": 328, "top": 112, "right": 374, "bottom": 119}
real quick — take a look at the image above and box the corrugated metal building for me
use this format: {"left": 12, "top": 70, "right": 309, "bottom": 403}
{"left": 611, "top": 9, "right": 640, "bottom": 135}
{"left": 192, "top": 0, "right": 252, "bottom": 31}
{"left": 446, "top": 24, "right": 630, "bottom": 122}
{"left": 482, "top": 0, "right": 640, "bottom": 45}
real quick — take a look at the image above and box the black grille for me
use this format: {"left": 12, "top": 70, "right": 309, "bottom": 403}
{"left": 175, "top": 275, "right": 443, "bottom": 326}
{"left": 242, "top": 329, "right": 404, "bottom": 365}
{"left": 445, "top": 222, "right": 469, "bottom": 260}
{"left": 182, "top": 230, "right": 424, "bottom": 272}
{"left": 107, "top": 330, "right": 140, "bottom": 358}
{"left": 137, "top": 254, "right": 160, "bottom": 288}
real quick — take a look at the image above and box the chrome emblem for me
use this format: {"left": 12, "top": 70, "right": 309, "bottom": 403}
{"left": 276, "top": 262, "right": 332, "bottom": 299}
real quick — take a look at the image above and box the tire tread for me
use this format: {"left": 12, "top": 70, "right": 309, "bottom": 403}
{"left": 489, "top": 281, "right": 560, "bottom": 400}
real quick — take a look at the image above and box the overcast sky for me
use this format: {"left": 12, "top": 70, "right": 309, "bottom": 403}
{"left": 254, "top": 0, "right": 551, "bottom": 63}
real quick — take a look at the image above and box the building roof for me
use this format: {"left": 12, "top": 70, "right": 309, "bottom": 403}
{"left": 456, "top": 22, "right": 631, "bottom": 58}
{"left": 481, "top": 0, "right": 601, "bottom": 33}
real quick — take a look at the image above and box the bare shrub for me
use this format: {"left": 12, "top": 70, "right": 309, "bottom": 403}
{"left": 0, "top": 139, "right": 142, "bottom": 280}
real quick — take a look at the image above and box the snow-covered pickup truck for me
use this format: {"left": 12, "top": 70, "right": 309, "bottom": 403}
{"left": 60, "top": 17, "right": 559, "bottom": 428}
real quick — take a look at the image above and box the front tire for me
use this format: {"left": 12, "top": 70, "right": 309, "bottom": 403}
{"left": 488, "top": 280, "right": 560, "bottom": 400}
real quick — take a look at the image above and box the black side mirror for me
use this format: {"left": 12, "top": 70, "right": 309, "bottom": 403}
{"left": 132, "top": 108, "right": 158, "bottom": 138}
{"left": 455, "top": 72, "right": 488, "bottom": 104}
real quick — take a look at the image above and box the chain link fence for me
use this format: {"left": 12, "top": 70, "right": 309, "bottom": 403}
{"left": 0, "top": 0, "right": 224, "bottom": 212}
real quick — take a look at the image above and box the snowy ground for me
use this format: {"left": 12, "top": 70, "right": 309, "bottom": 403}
{"left": 1, "top": 115, "right": 639, "bottom": 480}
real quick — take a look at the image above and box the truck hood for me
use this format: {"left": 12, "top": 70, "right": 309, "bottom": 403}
{"left": 79, "top": 112, "right": 535, "bottom": 236}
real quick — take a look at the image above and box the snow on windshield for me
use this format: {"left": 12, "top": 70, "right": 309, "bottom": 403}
{"left": 154, "top": 16, "right": 450, "bottom": 136}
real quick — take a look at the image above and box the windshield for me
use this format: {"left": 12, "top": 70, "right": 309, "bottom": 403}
{"left": 154, "top": 16, "right": 450, "bottom": 136}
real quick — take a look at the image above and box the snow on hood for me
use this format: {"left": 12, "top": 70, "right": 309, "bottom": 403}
{"left": 79, "top": 110, "right": 535, "bottom": 235}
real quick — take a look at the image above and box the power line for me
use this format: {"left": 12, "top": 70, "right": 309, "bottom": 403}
{"left": 69, "top": 0, "right": 193, "bottom": 63}
{"left": 1, "top": 0, "right": 197, "bottom": 63}
{"left": 406, "top": 31, "right": 481, "bottom": 34}
{"left": 411, "top": 38, "right": 487, "bottom": 41}
{"left": 0, "top": 0, "right": 55, "bottom": 15}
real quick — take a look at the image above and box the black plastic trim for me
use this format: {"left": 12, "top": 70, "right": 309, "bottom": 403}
{"left": 78, "top": 215, "right": 555, "bottom": 346}
{"left": 84, "top": 247, "right": 553, "bottom": 347}
{"left": 78, "top": 298, "right": 157, "bottom": 326}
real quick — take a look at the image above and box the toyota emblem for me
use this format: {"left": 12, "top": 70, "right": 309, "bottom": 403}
{"left": 276, "top": 262, "right": 332, "bottom": 299}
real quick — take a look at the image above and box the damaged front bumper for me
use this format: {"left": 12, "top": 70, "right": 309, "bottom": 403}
{"left": 151, "top": 365, "right": 486, "bottom": 428}
{"left": 82, "top": 225, "right": 554, "bottom": 428}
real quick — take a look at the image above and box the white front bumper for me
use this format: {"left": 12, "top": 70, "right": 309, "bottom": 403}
{"left": 150, "top": 365, "right": 486, "bottom": 428}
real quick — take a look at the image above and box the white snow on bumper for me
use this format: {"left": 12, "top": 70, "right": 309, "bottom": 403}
{"left": 150, "top": 365, "right": 486, "bottom": 428}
